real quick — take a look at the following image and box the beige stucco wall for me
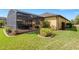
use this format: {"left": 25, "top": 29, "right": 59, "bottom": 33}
{"left": 43, "top": 16, "right": 70, "bottom": 30}
{"left": 57, "top": 16, "right": 70, "bottom": 29}
{"left": 44, "top": 16, "right": 57, "bottom": 29}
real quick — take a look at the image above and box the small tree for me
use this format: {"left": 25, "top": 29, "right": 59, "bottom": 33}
{"left": 40, "top": 28, "right": 55, "bottom": 37}
{"left": 0, "top": 20, "right": 4, "bottom": 28}
{"left": 43, "top": 20, "right": 50, "bottom": 28}
{"left": 74, "top": 15, "right": 79, "bottom": 24}
{"left": 71, "top": 19, "right": 74, "bottom": 24}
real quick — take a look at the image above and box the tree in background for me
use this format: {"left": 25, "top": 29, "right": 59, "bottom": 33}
{"left": 74, "top": 15, "right": 79, "bottom": 24}
{"left": 70, "top": 19, "right": 74, "bottom": 24}
{"left": 0, "top": 20, "right": 4, "bottom": 28}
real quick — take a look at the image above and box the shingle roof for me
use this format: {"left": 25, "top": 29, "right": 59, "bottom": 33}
{"left": 40, "top": 13, "right": 58, "bottom": 17}
{"left": 40, "top": 13, "right": 70, "bottom": 22}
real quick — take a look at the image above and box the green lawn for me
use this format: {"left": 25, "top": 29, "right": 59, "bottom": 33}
{"left": 0, "top": 28, "right": 79, "bottom": 50}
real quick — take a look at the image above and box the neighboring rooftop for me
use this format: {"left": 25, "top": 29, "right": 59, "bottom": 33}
{"left": 40, "top": 13, "right": 58, "bottom": 17}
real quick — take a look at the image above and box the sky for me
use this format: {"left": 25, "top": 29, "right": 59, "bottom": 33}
{"left": 0, "top": 9, "right": 79, "bottom": 20}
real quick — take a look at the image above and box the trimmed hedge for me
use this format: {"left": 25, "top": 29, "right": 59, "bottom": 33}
{"left": 40, "top": 28, "right": 55, "bottom": 38}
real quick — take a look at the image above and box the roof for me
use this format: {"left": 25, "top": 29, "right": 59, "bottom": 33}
{"left": 40, "top": 13, "right": 70, "bottom": 22}
{"left": 40, "top": 13, "right": 57, "bottom": 17}
{"left": 9, "top": 10, "right": 70, "bottom": 22}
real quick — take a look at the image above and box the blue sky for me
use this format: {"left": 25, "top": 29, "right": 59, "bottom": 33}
{"left": 0, "top": 9, "right": 79, "bottom": 20}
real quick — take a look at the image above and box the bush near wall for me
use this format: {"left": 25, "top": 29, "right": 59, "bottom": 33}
{"left": 66, "top": 23, "right": 73, "bottom": 28}
{"left": 4, "top": 27, "right": 17, "bottom": 35}
{"left": 42, "top": 21, "right": 50, "bottom": 28}
{"left": 5, "top": 27, "right": 12, "bottom": 33}
{"left": 40, "top": 28, "right": 55, "bottom": 38}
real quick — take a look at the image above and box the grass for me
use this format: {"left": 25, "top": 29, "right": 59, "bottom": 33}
{"left": 1, "top": 28, "right": 79, "bottom": 50}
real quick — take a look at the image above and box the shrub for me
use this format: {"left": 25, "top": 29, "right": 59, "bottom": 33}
{"left": 0, "top": 20, "right": 4, "bottom": 28}
{"left": 51, "top": 25, "right": 56, "bottom": 30}
{"left": 5, "top": 27, "right": 17, "bottom": 35}
{"left": 5, "top": 27, "right": 12, "bottom": 33}
{"left": 66, "top": 23, "right": 72, "bottom": 28}
{"left": 40, "top": 28, "right": 55, "bottom": 37}
{"left": 43, "top": 21, "right": 50, "bottom": 28}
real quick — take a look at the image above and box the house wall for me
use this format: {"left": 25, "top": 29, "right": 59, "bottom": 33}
{"left": 7, "top": 9, "right": 16, "bottom": 29}
{"left": 57, "top": 16, "right": 70, "bottom": 29}
{"left": 7, "top": 9, "right": 70, "bottom": 32}
{"left": 44, "top": 16, "right": 57, "bottom": 29}
{"left": 43, "top": 16, "right": 70, "bottom": 30}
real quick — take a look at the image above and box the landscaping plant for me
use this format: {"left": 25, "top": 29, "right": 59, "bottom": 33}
{"left": 40, "top": 28, "right": 55, "bottom": 37}
{"left": 0, "top": 20, "right": 4, "bottom": 28}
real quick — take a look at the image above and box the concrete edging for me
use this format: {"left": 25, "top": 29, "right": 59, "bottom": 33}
{"left": 38, "top": 35, "right": 53, "bottom": 39}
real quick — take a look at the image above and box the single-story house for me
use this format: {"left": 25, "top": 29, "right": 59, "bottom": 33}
{"left": 6, "top": 9, "right": 71, "bottom": 34}
{"left": 40, "top": 13, "right": 70, "bottom": 30}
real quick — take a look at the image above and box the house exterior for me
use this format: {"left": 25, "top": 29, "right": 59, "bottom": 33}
{"left": 41, "top": 13, "right": 70, "bottom": 30}
{"left": 6, "top": 9, "right": 43, "bottom": 33}
{"left": 6, "top": 10, "right": 70, "bottom": 34}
